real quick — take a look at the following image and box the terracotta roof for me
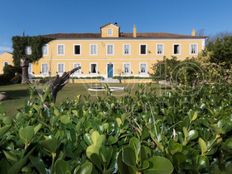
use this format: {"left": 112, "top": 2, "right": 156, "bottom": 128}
{"left": 42, "top": 32, "right": 206, "bottom": 39}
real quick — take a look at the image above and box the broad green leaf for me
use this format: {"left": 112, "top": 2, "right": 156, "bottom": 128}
{"left": 41, "top": 138, "right": 59, "bottom": 154}
{"left": 3, "top": 151, "right": 18, "bottom": 162}
{"left": 60, "top": 115, "right": 71, "bottom": 124}
{"left": 74, "top": 161, "right": 93, "bottom": 174}
{"left": 129, "top": 137, "right": 141, "bottom": 162}
{"left": 122, "top": 146, "right": 136, "bottom": 168}
{"left": 143, "top": 156, "right": 174, "bottom": 174}
{"left": 34, "top": 123, "right": 42, "bottom": 134}
{"left": 169, "top": 142, "right": 182, "bottom": 155}
{"left": 188, "top": 130, "right": 198, "bottom": 140}
{"left": 222, "top": 137, "right": 232, "bottom": 150}
{"left": 3, "top": 117, "right": 12, "bottom": 125}
{"left": 54, "top": 159, "right": 71, "bottom": 174}
{"left": 100, "top": 146, "right": 113, "bottom": 166}
{"left": 86, "top": 131, "right": 105, "bottom": 159}
{"left": 198, "top": 138, "right": 207, "bottom": 155}
{"left": 191, "top": 111, "right": 198, "bottom": 122}
{"left": 117, "top": 150, "right": 136, "bottom": 174}
{"left": 19, "top": 126, "right": 34, "bottom": 145}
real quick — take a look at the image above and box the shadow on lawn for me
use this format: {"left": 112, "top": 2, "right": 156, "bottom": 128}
{"left": 0, "top": 89, "right": 29, "bottom": 100}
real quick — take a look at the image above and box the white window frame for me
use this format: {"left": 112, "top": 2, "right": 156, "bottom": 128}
{"left": 42, "top": 44, "right": 48, "bottom": 56}
{"left": 28, "top": 63, "right": 33, "bottom": 74}
{"left": 106, "top": 63, "right": 114, "bottom": 78}
{"left": 106, "top": 44, "right": 114, "bottom": 56}
{"left": 108, "top": 29, "right": 113, "bottom": 36}
{"left": 57, "top": 63, "right": 65, "bottom": 75}
{"left": 25, "top": 46, "right": 32, "bottom": 55}
{"left": 139, "top": 63, "right": 148, "bottom": 75}
{"left": 156, "top": 43, "right": 164, "bottom": 55}
{"left": 123, "top": 63, "right": 131, "bottom": 75}
{"left": 173, "top": 43, "right": 181, "bottom": 55}
{"left": 123, "top": 44, "right": 131, "bottom": 55}
{"left": 57, "top": 44, "right": 65, "bottom": 56}
{"left": 89, "top": 63, "right": 98, "bottom": 74}
{"left": 89, "top": 44, "right": 98, "bottom": 55}
{"left": 139, "top": 44, "right": 147, "bottom": 55}
{"left": 73, "top": 44, "right": 81, "bottom": 56}
{"left": 73, "top": 63, "right": 81, "bottom": 75}
{"left": 41, "top": 63, "right": 49, "bottom": 76}
{"left": 189, "top": 43, "right": 198, "bottom": 55}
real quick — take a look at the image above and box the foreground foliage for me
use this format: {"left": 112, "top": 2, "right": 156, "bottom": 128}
{"left": 1, "top": 83, "right": 232, "bottom": 173}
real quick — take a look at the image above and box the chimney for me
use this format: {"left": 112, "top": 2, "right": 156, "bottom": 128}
{"left": 191, "top": 28, "right": 196, "bottom": 36}
{"left": 133, "top": 24, "right": 137, "bottom": 38}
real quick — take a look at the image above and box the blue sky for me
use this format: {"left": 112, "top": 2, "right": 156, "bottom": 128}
{"left": 0, "top": 0, "right": 232, "bottom": 52}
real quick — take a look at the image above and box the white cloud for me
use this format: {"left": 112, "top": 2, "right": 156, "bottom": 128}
{"left": 0, "top": 46, "right": 13, "bottom": 53}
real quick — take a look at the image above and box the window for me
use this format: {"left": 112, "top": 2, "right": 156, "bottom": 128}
{"left": 57, "top": 63, "right": 64, "bottom": 74}
{"left": 41, "top": 64, "right": 48, "bottom": 75}
{"left": 28, "top": 63, "right": 32, "bottom": 74}
{"left": 108, "top": 29, "right": 113, "bottom": 36}
{"left": 57, "top": 44, "right": 64, "bottom": 55}
{"left": 123, "top": 44, "right": 130, "bottom": 55}
{"left": 140, "top": 63, "right": 147, "bottom": 74}
{"left": 107, "top": 44, "right": 114, "bottom": 55}
{"left": 25, "top": 46, "right": 32, "bottom": 55}
{"left": 173, "top": 44, "right": 181, "bottom": 54}
{"left": 90, "top": 44, "right": 97, "bottom": 55}
{"left": 156, "top": 44, "right": 164, "bottom": 55}
{"left": 42, "top": 45, "right": 48, "bottom": 56}
{"left": 140, "top": 45, "right": 147, "bottom": 55}
{"left": 90, "top": 63, "right": 97, "bottom": 74}
{"left": 190, "top": 44, "right": 198, "bottom": 55}
{"left": 123, "top": 63, "right": 131, "bottom": 74}
{"left": 73, "top": 63, "right": 81, "bottom": 75}
{"left": 74, "top": 45, "right": 81, "bottom": 55}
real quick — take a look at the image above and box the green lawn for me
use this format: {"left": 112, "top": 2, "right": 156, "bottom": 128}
{"left": 0, "top": 83, "right": 163, "bottom": 117}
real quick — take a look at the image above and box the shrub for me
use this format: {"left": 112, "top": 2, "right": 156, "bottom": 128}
{"left": 0, "top": 83, "right": 232, "bottom": 173}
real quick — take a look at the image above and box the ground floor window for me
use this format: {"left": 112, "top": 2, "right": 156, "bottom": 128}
{"left": 140, "top": 63, "right": 147, "bottom": 74}
{"left": 123, "top": 63, "right": 131, "bottom": 74}
{"left": 41, "top": 64, "right": 48, "bottom": 75}
{"left": 28, "top": 63, "right": 32, "bottom": 74}
{"left": 73, "top": 63, "right": 81, "bottom": 75}
{"left": 57, "top": 63, "right": 65, "bottom": 74}
{"left": 90, "top": 63, "right": 97, "bottom": 74}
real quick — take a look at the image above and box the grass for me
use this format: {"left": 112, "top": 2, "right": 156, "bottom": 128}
{"left": 0, "top": 83, "right": 163, "bottom": 117}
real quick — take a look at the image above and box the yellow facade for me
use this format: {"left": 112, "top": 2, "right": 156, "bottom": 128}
{"left": 0, "top": 23, "right": 206, "bottom": 79}
{"left": 0, "top": 52, "right": 13, "bottom": 74}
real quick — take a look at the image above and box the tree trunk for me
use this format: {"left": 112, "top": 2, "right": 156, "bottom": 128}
{"left": 21, "top": 58, "right": 30, "bottom": 84}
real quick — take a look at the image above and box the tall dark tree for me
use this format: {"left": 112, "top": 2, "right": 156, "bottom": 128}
{"left": 207, "top": 35, "right": 232, "bottom": 67}
{"left": 12, "top": 36, "right": 53, "bottom": 83}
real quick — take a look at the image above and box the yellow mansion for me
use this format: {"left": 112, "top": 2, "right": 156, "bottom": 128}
{"left": 0, "top": 23, "right": 206, "bottom": 79}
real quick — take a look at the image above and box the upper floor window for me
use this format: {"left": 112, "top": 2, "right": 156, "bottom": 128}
{"left": 107, "top": 44, "right": 114, "bottom": 55}
{"left": 74, "top": 45, "right": 81, "bottom": 55}
{"left": 156, "top": 44, "right": 164, "bottom": 55}
{"left": 190, "top": 44, "right": 198, "bottom": 55}
{"left": 57, "top": 44, "right": 64, "bottom": 55}
{"left": 57, "top": 63, "right": 65, "bottom": 74}
{"left": 123, "top": 63, "right": 131, "bottom": 74}
{"left": 108, "top": 29, "right": 113, "bottom": 36}
{"left": 123, "top": 44, "right": 130, "bottom": 55}
{"left": 173, "top": 44, "right": 181, "bottom": 55}
{"left": 90, "top": 44, "right": 97, "bottom": 55}
{"left": 42, "top": 44, "right": 48, "bottom": 56}
{"left": 25, "top": 46, "right": 32, "bottom": 55}
{"left": 140, "top": 45, "right": 147, "bottom": 55}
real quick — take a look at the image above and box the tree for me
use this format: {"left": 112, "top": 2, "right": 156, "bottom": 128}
{"left": 12, "top": 36, "right": 53, "bottom": 83}
{"left": 207, "top": 35, "right": 232, "bottom": 67}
